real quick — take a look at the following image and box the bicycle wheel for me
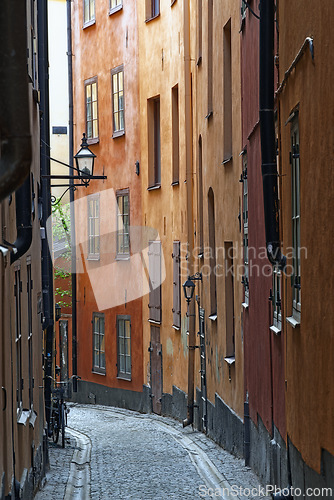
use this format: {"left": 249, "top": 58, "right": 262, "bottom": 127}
{"left": 52, "top": 410, "right": 60, "bottom": 444}
{"left": 61, "top": 402, "right": 65, "bottom": 448}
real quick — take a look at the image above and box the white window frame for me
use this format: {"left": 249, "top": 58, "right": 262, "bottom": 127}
{"left": 111, "top": 66, "right": 125, "bottom": 137}
{"left": 109, "top": 0, "right": 122, "bottom": 15}
{"left": 291, "top": 118, "right": 301, "bottom": 322}
{"left": 85, "top": 77, "right": 99, "bottom": 142}
{"left": 117, "top": 315, "right": 131, "bottom": 380}
{"left": 84, "top": 0, "right": 95, "bottom": 26}
{"left": 116, "top": 189, "right": 130, "bottom": 258}
{"left": 92, "top": 313, "right": 105, "bottom": 374}
{"left": 242, "top": 153, "right": 249, "bottom": 307}
{"left": 87, "top": 194, "right": 100, "bottom": 260}
{"left": 272, "top": 266, "right": 282, "bottom": 332}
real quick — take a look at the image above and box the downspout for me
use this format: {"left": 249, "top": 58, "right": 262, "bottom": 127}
{"left": 0, "top": 0, "right": 32, "bottom": 201}
{"left": 10, "top": 176, "right": 33, "bottom": 264}
{"left": 38, "top": 0, "right": 54, "bottom": 429}
{"left": 67, "top": 0, "right": 78, "bottom": 392}
{"left": 183, "top": 0, "right": 195, "bottom": 428}
{"left": 260, "top": 4, "right": 293, "bottom": 498}
{"left": 259, "top": 0, "right": 286, "bottom": 269}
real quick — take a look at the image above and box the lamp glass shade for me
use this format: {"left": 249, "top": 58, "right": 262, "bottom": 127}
{"left": 183, "top": 278, "right": 195, "bottom": 302}
{"left": 73, "top": 134, "right": 96, "bottom": 182}
{"left": 74, "top": 148, "right": 95, "bottom": 177}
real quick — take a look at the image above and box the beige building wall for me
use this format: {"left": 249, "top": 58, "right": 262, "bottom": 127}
{"left": 138, "top": 0, "right": 197, "bottom": 404}
{"left": 194, "top": 0, "right": 244, "bottom": 418}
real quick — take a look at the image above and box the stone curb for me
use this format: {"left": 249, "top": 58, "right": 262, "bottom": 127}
{"left": 154, "top": 419, "right": 237, "bottom": 500}
{"left": 63, "top": 427, "right": 92, "bottom": 500}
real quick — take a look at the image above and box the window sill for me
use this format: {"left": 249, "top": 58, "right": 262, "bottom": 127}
{"left": 198, "top": 252, "right": 204, "bottom": 260}
{"left": 29, "top": 409, "right": 37, "bottom": 428}
{"left": 87, "top": 137, "right": 99, "bottom": 145}
{"left": 222, "top": 156, "right": 233, "bottom": 165}
{"left": 208, "top": 314, "right": 217, "bottom": 321}
{"left": 145, "top": 13, "right": 160, "bottom": 23}
{"left": 171, "top": 181, "right": 179, "bottom": 187}
{"left": 205, "top": 111, "right": 213, "bottom": 120}
{"left": 147, "top": 184, "right": 161, "bottom": 191}
{"left": 117, "top": 375, "right": 131, "bottom": 381}
{"left": 92, "top": 369, "right": 106, "bottom": 376}
{"left": 286, "top": 316, "right": 300, "bottom": 329}
{"left": 83, "top": 19, "right": 96, "bottom": 29}
{"left": 109, "top": 4, "right": 123, "bottom": 15}
{"left": 196, "top": 56, "right": 202, "bottom": 67}
{"left": 242, "top": 302, "right": 249, "bottom": 310}
{"left": 224, "top": 356, "right": 235, "bottom": 366}
{"left": 172, "top": 325, "right": 180, "bottom": 331}
{"left": 112, "top": 129, "right": 125, "bottom": 139}
{"left": 171, "top": 0, "right": 177, "bottom": 6}
{"left": 87, "top": 255, "right": 100, "bottom": 261}
{"left": 270, "top": 325, "right": 281, "bottom": 336}
{"left": 116, "top": 255, "right": 130, "bottom": 261}
{"left": 17, "top": 409, "right": 30, "bottom": 426}
{"left": 148, "top": 319, "right": 161, "bottom": 325}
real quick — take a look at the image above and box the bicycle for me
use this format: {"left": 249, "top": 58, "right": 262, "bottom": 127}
{"left": 48, "top": 374, "right": 80, "bottom": 448}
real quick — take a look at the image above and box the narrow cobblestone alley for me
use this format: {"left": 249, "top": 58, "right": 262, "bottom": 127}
{"left": 35, "top": 404, "right": 271, "bottom": 500}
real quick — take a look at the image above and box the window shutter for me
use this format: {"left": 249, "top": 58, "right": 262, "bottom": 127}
{"left": 172, "top": 241, "right": 181, "bottom": 328}
{"left": 149, "top": 241, "right": 161, "bottom": 323}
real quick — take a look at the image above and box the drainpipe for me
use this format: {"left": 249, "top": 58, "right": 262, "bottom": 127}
{"left": 38, "top": 0, "right": 54, "bottom": 430}
{"left": 67, "top": 0, "right": 78, "bottom": 392}
{"left": 0, "top": 0, "right": 32, "bottom": 201}
{"left": 259, "top": 0, "right": 286, "bottom": 269}
{"left": 10, "top": 176, "right": 33, "bottom": 264}
{"left": 183, "top": 0, "right": 195, "bottom": 428}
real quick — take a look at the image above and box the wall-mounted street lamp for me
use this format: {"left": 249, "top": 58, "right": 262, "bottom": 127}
{"left": 182, "top": 272, "right": 202, "bottom": 304}
{"left": 43, "top": 133, "right": 107, "bottom": 205}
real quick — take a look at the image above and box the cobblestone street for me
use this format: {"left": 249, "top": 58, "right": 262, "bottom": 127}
{"left": 34, "top": 404, "right": 271, "bottom": 500}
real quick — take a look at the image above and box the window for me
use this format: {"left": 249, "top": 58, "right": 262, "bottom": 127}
{"left": 272, "top": 267, "right": 282, "bottom": 332}
{"left": 14, "top": 269, "right": 22, "bottom": 412}
{"left": 92, "top": 313, "right": 105, "bottom": 374}
{"left": 208, "top": 188, "right": 217, "bottom": 318}
{"left": 223, "top": 19, "right": 232, "bottom": 162}
{"left": 242, "top": 154, "right": 249, "bottom": 306}
{"left": 27, "top": 262, "right": 34, "bottom": 407}
{"left": 28, "top": 0, "right": 38, "bottom": 90}
{"left": 207, "top": 0, "right": 213, "bottom": 117}
{"left": 291, "top": 117, "right": 301, "bottom": 321}
{"left": 84, "top": 0, "right": 95, "bottom": 25}
{"left": 225, "top": 242, "right": 235, "bottom": 357}
{"left": 116, "top": 189, "right": 130, "bottom": 257}
{"left": 241, "top": 0, "right": 247, "bottom": 21}
{"left": 111, "top": 66, "right": 125, "bottom": 137}
{"left": 172, "top": 85, "right": 179, "bottom": 185}
{"left": 198, "top": 136, "right": 204, "bottom": 256}
{"left": 197, "top": 0, "right": 202, "bottom": 65}
{"left": 148, "top": 240, "right": 162, "bottom": 323}
{"left": 109, "top": 0, "right": 122, "bottom": 14}
{"left": 146, "top": 0, "right": 160, "bottom": 21}
{"left": 117, "top": 316, "right": 131, "bottom": 380}
{"left": 148, "top": 97, "right": 161, "bottom": 189}
{"left": 88, "top": 194, "right": 100, "bottom": 260}
{"left": 85, "top": 77, "right": 98, "bottom": 141}
{"left": 172, "top": 242, "right": 181, "bottom": 329}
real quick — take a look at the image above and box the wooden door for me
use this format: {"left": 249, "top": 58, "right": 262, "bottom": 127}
{"left": 150, "top": 325, "right": 162, "bottom": 415}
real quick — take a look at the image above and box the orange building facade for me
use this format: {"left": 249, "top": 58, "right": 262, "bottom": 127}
{"left": 71, "top": 0, "right": 144, "bottom": 408}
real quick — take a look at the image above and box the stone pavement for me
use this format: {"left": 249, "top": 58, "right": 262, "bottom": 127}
{"left": 34, "top": 404, "right": 272, "bottom": 500}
